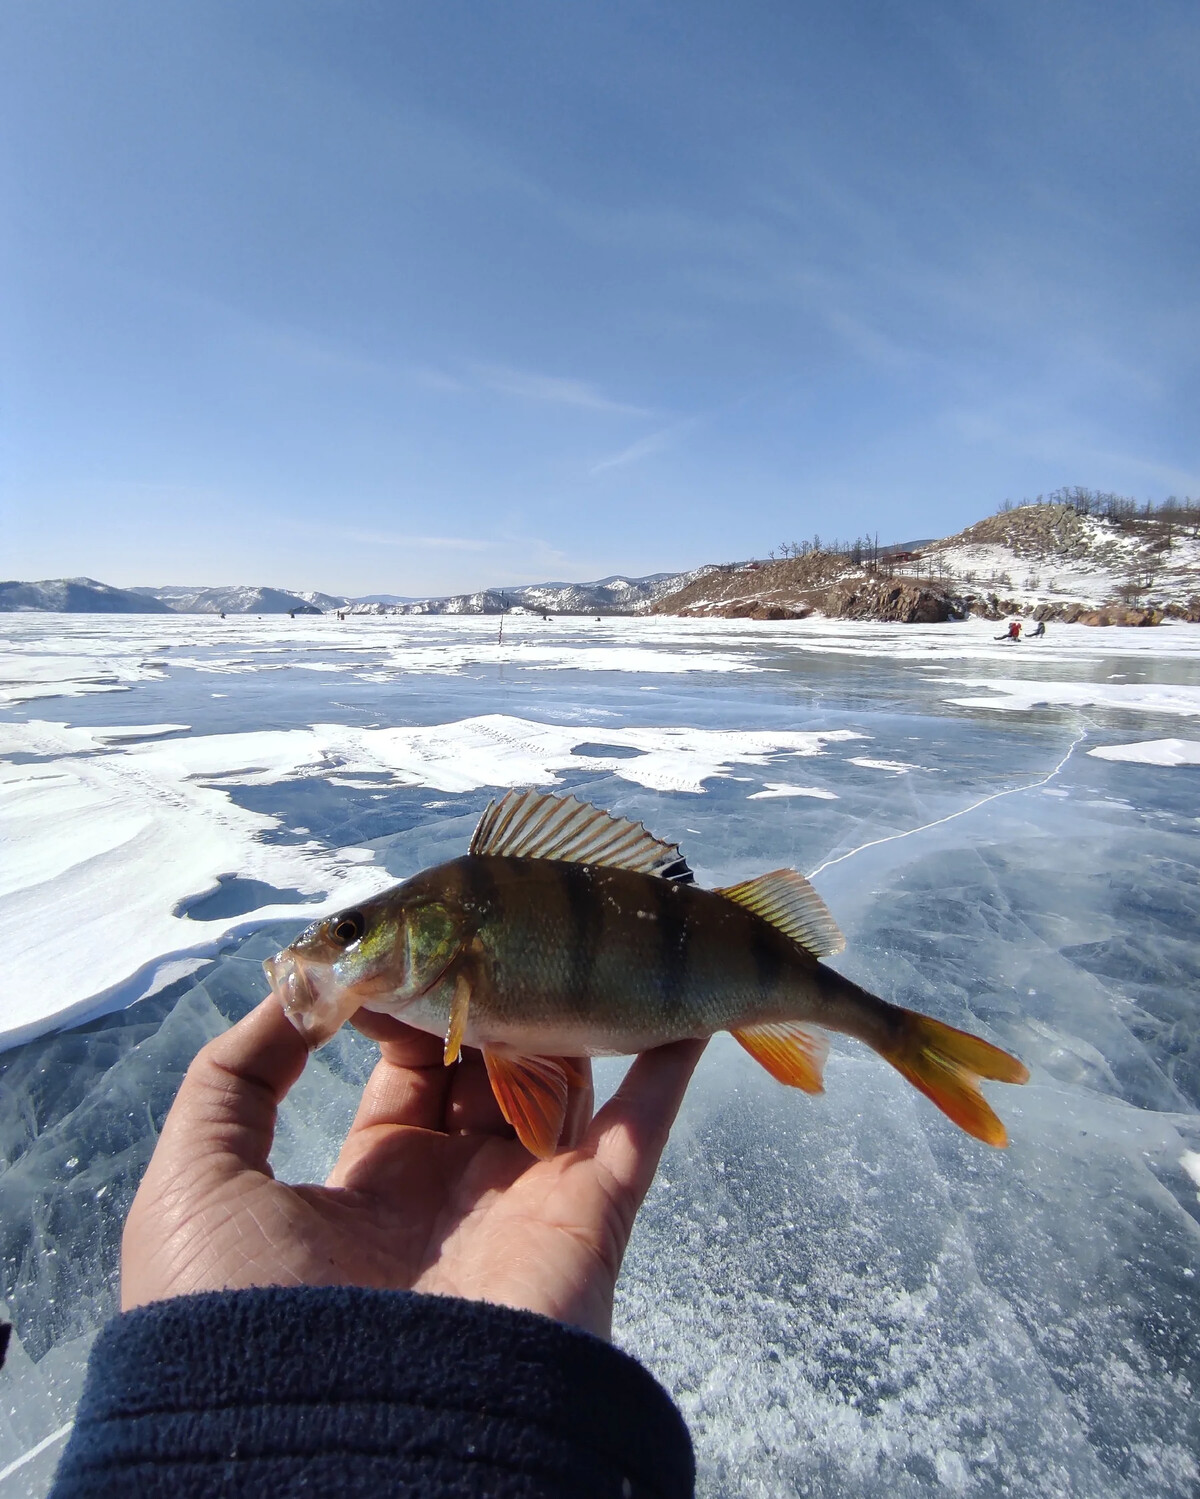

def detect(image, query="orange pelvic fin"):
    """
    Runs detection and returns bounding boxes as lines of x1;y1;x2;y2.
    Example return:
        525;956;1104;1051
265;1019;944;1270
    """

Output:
482;1048;572;1158
732;1021;830;1093
443;973;471;1066
881;1010;1030;1147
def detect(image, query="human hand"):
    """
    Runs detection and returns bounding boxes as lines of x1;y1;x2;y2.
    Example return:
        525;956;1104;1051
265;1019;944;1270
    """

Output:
121;996;705;1339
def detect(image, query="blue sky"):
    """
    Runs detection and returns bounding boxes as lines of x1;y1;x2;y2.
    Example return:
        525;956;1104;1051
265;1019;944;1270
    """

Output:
3;1;1198;595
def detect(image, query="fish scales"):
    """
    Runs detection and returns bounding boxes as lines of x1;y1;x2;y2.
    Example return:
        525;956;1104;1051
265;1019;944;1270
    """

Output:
451;856;834;1044
264;788;1030;1157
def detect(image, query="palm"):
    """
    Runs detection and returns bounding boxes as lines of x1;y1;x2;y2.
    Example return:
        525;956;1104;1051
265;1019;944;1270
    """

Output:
122;999;703;1339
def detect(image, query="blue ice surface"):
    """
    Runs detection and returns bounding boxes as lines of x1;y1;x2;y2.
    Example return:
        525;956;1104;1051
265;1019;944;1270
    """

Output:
1;616;1199;1497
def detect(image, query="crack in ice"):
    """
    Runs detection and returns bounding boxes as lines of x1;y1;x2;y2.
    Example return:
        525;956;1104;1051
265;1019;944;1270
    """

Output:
806;724;1090;881
0;1421;74;1483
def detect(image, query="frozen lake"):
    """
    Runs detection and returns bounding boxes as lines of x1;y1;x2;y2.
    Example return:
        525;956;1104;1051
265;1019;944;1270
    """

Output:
2;611;1199;1496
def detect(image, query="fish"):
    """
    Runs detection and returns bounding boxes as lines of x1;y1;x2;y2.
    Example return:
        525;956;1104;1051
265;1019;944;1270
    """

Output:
264;788;1029;1158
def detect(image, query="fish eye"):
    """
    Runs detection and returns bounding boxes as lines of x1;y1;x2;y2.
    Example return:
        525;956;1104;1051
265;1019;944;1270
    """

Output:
330;911;365;947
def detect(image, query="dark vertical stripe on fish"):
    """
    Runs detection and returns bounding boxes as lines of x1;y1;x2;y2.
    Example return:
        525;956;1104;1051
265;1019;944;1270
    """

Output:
656;878;689;1018
564;864;604;1016
750;914;784;1001
462;856;500;926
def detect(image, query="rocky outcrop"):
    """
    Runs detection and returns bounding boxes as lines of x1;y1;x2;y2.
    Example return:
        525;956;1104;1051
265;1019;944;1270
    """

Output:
677;599;811;620
824;579;964;624
1030;601;1162;626
658;560;978;625
652;554;854;618
944;505;1089;560
958;596;1170;626
1076;606;1163;626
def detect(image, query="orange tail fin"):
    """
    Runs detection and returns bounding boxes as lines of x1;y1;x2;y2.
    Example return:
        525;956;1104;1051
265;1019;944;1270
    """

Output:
881;1011;1029;1147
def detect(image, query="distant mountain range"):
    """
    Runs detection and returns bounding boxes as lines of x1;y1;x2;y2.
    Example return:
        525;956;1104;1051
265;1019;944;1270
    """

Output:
359;571;707;617
8;508;1195;623
0;571;703;616
126;584;331;615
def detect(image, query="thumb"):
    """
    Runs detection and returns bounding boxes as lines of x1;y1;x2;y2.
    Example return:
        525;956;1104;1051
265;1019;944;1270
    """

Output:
154;994;310;1181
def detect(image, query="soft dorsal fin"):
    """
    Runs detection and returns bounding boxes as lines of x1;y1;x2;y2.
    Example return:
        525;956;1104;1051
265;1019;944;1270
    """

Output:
470;789;694;882
716;868;845;957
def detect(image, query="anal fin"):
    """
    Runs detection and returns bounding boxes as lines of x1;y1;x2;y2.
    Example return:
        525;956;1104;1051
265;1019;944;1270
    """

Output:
733;1021;830;1093
482;1049;572;1158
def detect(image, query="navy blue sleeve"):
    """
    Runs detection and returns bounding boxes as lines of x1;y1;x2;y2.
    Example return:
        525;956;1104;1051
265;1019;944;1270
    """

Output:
49;1286;694;1498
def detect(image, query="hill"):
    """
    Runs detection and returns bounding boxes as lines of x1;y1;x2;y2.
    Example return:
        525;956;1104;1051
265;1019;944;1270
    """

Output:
652;501;1200;625
130;584;323;614
650;550;963;623
922;504;1200;619
0;578;174;613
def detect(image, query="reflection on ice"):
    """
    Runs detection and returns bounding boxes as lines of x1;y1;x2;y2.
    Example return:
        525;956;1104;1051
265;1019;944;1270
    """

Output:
2;614;1199;1496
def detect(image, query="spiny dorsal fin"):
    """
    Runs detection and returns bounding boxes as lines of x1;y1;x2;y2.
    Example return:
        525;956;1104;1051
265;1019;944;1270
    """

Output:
470;789;694;882
716;869;845;957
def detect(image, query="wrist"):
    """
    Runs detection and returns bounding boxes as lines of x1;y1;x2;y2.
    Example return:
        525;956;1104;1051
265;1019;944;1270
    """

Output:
53;1286;694;1498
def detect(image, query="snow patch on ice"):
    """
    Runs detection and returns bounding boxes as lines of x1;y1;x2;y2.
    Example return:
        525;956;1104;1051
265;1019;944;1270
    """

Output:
747;783;839;800
1088;739;1200;767
847;756;921;773
102;714;863;798
945;680;1200;716
87;723;191;744
0;720;389;1048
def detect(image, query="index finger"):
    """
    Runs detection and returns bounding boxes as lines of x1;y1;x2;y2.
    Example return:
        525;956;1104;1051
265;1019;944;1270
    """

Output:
586;1039;706;1208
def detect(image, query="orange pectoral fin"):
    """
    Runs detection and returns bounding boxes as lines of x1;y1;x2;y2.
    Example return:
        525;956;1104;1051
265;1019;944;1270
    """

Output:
482;1049;572;1159
732;1021;830;1093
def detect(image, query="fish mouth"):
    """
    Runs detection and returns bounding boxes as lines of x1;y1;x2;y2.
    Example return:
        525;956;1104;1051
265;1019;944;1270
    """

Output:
263;950;340;1048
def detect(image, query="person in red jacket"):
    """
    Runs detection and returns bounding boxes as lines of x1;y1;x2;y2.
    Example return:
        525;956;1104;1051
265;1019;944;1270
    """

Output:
50;998;704;1498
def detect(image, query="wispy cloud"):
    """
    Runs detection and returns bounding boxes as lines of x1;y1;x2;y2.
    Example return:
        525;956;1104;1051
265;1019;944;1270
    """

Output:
948;404;1200;494
471;363;653;417
589;418;694;474
408;365;468;393
379;534;491;551
294;520;490;551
